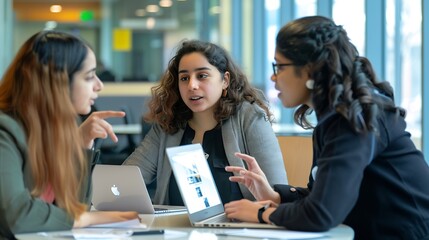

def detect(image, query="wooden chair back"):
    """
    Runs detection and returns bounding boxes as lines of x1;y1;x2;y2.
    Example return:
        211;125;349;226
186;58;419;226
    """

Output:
277;135;313;187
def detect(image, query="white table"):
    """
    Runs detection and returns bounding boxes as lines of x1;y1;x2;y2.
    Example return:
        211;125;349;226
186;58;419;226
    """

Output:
16;212;354;239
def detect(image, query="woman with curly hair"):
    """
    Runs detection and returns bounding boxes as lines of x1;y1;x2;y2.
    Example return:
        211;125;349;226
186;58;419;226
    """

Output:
0;30;138;237
224;16;429;239
124;40;287;205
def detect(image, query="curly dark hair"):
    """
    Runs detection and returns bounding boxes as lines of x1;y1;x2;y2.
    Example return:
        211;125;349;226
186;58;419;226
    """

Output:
145;39;272;134
276;15;405;133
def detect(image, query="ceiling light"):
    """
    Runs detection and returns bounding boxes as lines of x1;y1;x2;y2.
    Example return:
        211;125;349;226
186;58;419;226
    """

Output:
146;5;159;13
159;0;173;7
50;5;62;13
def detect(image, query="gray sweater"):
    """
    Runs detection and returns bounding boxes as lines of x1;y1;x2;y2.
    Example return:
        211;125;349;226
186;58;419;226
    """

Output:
123;101;288;204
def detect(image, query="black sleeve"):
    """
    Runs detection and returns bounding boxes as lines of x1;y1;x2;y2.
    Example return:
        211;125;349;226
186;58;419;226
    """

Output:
274;184;310;203
269;116;376;232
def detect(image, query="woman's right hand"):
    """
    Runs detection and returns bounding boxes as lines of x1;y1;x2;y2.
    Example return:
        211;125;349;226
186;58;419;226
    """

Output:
73;211;139;228
79;111;126;149
226;152;280;203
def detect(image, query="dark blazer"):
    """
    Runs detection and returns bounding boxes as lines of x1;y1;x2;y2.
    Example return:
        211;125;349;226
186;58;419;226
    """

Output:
269;110;429;240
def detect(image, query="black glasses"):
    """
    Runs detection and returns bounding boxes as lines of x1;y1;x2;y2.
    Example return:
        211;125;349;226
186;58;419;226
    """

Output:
272;62;296;76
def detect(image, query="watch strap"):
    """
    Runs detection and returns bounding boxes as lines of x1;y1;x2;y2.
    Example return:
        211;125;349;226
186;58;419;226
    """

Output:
257;204;269;223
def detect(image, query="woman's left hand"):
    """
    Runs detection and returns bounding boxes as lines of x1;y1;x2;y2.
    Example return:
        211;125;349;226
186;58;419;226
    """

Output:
79;111;126;149
224;199;277;224
226;153;280;202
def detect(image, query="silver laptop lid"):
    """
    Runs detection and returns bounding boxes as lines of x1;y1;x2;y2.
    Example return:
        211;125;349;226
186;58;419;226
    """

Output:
166;144;225;223
91;164;155;214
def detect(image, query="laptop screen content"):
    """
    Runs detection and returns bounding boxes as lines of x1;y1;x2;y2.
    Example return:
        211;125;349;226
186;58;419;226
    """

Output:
168;145;222;214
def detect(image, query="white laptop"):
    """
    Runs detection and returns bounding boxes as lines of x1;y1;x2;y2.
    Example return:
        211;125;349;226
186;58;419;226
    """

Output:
91;164;186;214
166;143;283;229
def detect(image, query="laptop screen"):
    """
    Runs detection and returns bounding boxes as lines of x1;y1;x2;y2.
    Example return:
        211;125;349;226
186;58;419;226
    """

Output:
167;144;222;214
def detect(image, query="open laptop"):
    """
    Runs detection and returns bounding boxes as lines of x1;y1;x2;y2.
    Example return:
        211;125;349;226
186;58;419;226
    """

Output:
166;144;283;229
91;164;186;214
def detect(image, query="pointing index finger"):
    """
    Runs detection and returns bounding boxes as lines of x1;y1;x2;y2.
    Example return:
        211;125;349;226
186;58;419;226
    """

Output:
93;111;126;120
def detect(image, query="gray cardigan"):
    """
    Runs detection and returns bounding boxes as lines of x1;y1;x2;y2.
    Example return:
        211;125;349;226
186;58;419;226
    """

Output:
123;101;288;204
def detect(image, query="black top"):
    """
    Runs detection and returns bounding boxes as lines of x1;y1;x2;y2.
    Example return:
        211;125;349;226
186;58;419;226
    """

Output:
169;124;243;205
269;110;429;240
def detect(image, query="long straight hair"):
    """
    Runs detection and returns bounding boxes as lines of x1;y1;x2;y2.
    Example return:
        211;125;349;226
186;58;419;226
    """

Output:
0;31;88;218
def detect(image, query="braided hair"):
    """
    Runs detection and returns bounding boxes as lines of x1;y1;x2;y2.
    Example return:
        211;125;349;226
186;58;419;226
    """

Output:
276;16;405;133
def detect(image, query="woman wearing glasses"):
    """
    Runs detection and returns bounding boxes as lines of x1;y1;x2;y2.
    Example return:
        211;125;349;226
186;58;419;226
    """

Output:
224;16;429;239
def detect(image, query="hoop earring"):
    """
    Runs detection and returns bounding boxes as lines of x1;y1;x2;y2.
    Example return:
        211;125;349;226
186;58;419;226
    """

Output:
306;79;315;90
222;89;228;97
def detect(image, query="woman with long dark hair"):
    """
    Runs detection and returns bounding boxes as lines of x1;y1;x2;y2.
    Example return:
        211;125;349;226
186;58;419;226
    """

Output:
224;16;429;240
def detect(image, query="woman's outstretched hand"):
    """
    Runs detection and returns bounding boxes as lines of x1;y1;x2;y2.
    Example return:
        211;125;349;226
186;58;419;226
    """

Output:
226;152;280;203
79;111;126;149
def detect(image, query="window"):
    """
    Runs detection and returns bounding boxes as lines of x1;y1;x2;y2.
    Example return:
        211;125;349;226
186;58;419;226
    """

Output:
386;0;422;149
295;0;317;18
333;0;365;55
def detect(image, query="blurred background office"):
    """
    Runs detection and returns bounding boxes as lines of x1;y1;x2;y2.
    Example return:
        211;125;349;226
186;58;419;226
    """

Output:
0;0;427;162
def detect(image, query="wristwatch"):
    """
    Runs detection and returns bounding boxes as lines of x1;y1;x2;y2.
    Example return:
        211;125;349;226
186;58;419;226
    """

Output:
257;204;270;223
